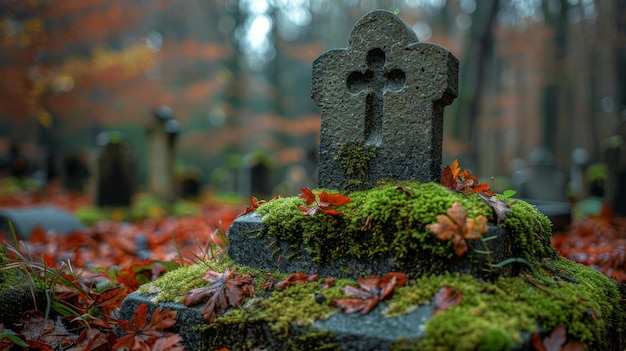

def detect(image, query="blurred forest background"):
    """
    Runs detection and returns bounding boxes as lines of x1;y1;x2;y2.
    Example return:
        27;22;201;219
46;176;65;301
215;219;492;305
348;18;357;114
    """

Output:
1;0;624;198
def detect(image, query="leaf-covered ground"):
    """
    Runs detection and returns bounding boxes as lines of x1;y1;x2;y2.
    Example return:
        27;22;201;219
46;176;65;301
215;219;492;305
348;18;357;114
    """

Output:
0;180;624;350
0;181;242;351
551;205;626;282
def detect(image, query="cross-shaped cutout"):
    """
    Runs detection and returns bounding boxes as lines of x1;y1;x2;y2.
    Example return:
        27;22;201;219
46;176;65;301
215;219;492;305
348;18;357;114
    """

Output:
346;48;406;146
312;10;458;190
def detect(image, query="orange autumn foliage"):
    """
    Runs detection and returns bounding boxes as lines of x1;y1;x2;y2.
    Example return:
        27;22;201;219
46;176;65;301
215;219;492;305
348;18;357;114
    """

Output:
427;202;488;256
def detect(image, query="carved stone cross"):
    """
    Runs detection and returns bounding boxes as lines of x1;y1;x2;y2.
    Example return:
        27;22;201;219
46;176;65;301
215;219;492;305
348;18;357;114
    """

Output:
312;10;459;190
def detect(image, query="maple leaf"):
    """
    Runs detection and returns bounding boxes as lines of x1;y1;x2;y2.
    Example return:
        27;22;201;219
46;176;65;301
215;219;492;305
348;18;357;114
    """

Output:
183;267;255;323
427;202;488;256
433;286;463;315
65;329;116;351
441;160;512;222
275;272;319;290
441;159;461;189
240;195;282;216
297;187;352;216
150;334;185;351
331;272;407;314
441;159;494;196
114;303;179;351
531;326;586;351
478;192;511;224
19;310;75;350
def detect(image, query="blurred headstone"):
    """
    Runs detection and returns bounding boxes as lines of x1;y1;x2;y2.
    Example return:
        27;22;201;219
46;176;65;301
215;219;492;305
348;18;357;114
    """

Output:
569;147;589;200
179;166;202;199
312;10;458;190
61;150;90;193
94;132;135;207
602;120;626;216
512;146;568;202
5;141;30;179
147;105;179;202
0;206;85;239
511;146;570;231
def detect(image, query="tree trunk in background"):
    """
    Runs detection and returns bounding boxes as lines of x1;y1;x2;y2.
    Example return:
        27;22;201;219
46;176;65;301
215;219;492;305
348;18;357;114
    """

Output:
457;0;499;165
616;0;626;120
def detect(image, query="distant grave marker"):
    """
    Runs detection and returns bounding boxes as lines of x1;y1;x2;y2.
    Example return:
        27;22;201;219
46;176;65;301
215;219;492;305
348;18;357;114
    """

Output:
61;150;89;193
147;105;179;202
312;10;458;190
94;132;135;207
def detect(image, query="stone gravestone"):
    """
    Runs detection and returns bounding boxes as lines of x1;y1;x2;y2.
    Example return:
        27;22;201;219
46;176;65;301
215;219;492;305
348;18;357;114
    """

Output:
119;11;625;351
94;132;135;207
511;146;571;231
0;206;85;240
147;105;180;202
312;10;458;190
602;120;626;216
61;150;90;193
225;11;473;279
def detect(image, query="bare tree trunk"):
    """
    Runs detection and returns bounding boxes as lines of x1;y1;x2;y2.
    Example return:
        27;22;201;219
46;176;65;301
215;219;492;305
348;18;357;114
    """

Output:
459;0;500;160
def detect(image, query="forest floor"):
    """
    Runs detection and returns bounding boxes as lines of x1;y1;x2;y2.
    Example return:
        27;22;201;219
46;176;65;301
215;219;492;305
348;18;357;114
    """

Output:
0;179;624;351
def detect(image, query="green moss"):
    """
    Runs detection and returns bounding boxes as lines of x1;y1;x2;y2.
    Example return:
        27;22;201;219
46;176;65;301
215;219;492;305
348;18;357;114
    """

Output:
138;254;624;350
334;140;376;191
501;200;556;261
137;255;260;303
254;181;552;275
384;257;624;350
137;261;213;303
136;179;626;350
214;278;350;333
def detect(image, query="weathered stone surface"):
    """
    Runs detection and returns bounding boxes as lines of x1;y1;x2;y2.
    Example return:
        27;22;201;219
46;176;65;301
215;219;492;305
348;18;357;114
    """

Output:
227;212;516;280
312;10;458;190
119;290;539;351
0;206;85;239
120;291;439;351
0;267;47;329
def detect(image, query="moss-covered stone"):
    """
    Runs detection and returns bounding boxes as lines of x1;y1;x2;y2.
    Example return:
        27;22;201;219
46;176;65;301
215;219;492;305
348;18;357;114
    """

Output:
334;140;377;191
131;255;626;351
127;180;625;350
246;181;555;279
0;266;47;329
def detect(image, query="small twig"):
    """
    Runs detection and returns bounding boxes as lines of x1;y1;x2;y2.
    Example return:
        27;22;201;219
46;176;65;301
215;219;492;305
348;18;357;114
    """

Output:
524;275;553;295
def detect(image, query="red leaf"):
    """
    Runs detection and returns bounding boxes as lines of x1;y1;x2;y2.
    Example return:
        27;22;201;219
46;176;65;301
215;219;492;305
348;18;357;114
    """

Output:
561;342;586;351
240;196;263;216
183;268;255;323
441;159;460;189
298;188;351;217
531;326;586;351
427;203;488;256
114;304;179;351
318;191;352;207
433;286;463;315
299;187;317;205
276;272;318;290
331;272;407;314
150;334;185;351
318;208;344;216
441;159;495;196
